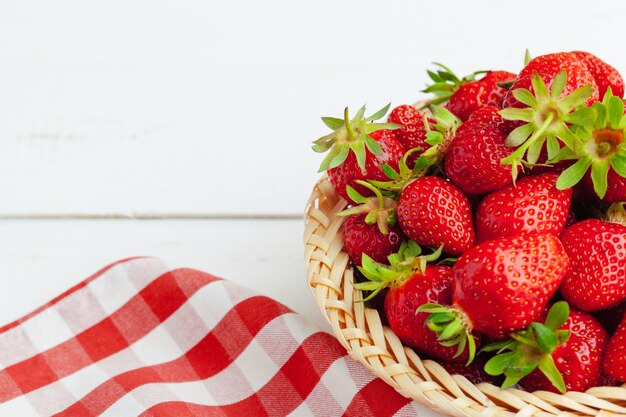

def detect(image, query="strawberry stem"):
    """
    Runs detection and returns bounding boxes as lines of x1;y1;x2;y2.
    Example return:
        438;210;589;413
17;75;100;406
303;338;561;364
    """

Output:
417;303;477;363
482;302;571;393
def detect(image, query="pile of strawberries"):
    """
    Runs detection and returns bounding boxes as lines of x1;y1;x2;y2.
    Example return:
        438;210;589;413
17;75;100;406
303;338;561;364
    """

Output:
312;51;626;393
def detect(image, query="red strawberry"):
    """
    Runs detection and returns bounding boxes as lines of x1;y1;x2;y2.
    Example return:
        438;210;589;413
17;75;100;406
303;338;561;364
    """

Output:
475;172;572;243
387;105;434;166
503;52;599;108
483;303;607;393
445;109;514;195
458;105;510;133
419;233;569;363
385;265;474;362
571;51;625;98
560;218;626;311
554;89;626;201
520;309;608;393
342;213;404;266
604;311;626;381
583;167;626;203
423;64;515;121
396;176;475;255
452;233;568;339
499;53;599;176
328;129;405;202
446;71;516;121
354;241;478;362
312;104;405;203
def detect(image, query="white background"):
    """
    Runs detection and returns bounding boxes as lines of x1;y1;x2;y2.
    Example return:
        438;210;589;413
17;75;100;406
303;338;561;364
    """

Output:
1;0;625;330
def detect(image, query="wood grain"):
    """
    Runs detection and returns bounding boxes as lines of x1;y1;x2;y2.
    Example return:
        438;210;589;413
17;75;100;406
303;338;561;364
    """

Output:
0;219;328;329
0;0;623;216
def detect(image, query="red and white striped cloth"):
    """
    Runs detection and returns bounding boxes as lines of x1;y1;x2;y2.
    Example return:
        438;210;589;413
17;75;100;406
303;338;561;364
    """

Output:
0;257;438;416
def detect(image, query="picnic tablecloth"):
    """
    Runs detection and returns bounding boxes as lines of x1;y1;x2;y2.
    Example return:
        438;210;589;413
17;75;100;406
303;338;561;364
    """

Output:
0;257;438;416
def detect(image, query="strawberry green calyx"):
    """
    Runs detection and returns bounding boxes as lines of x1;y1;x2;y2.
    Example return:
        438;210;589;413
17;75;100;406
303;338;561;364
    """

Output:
370;105;460;193
312;104;400;173
422;63;488;105
482;302;571;393
338;180;398;234
354;241;444;301
416;303;478;363
554;89;626;198
500;71;595;180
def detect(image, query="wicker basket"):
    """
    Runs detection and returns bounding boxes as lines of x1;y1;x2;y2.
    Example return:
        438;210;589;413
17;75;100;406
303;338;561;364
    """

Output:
304;176;626;417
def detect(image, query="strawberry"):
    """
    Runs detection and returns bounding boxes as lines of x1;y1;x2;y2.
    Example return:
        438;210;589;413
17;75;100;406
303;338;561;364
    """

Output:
475;172;572;243
554;89;626;201
582;167;626;203
419;233;569;364
446;71;515;120
312;104;405;203
484;303;608;393
499;54;598;178
571;51;625;99
354;241;478;362
339;180;404;266
559;216;626;312
396;176;475;255
446;71;516;121
423;64;515;121
503;52;599;109
519;309;608;393
444;107;514;195
604;312;626;382
327;129;405;203
387;105;434;167
458;105;510;133
343;213;404;266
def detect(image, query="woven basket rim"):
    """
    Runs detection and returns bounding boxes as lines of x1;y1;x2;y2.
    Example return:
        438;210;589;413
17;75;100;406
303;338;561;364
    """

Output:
304;176;626;417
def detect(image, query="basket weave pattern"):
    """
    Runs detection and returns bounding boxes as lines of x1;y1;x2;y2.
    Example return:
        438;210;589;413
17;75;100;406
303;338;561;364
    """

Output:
304;177;626;417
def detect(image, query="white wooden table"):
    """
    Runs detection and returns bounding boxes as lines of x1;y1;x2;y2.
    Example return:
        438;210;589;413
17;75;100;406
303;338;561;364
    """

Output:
1;0;625;374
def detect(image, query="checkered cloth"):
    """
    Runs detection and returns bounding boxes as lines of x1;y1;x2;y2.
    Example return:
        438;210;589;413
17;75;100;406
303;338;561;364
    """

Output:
0;257;438;416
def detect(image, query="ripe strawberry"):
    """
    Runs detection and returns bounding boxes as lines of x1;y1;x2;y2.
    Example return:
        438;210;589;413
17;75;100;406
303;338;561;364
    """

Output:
312;104;405;203
387;105;434;166
560;218;626;311
499;54;598;177
396;176;475;255
419;233;569;361
503;52;599;109
571;51;625;98
445;71;516;121
604;312;626;381
554;89;626;201
445;108;514;195
327;129;405;203
458;105;510;133
475;172;572;243
582;167;626;203
484;303;608;393
342;213;404;266
519;309;608;393
354;241;478;362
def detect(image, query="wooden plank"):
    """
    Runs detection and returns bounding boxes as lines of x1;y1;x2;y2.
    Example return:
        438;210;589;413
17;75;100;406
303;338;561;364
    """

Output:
0;219;330;329
0;0;622;216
